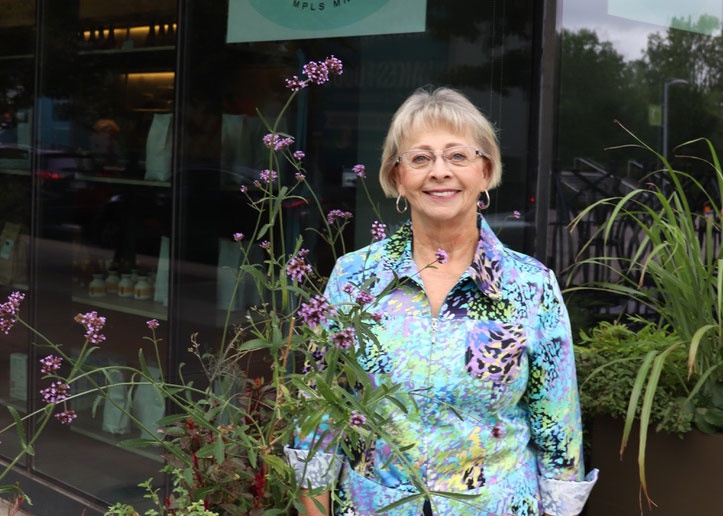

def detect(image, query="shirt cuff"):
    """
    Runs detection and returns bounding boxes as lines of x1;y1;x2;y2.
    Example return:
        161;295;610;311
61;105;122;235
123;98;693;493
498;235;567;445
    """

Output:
284;445;343;490
539;469;599;516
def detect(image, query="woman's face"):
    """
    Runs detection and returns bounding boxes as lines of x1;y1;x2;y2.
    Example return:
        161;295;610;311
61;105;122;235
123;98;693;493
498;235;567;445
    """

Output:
394;126;491;228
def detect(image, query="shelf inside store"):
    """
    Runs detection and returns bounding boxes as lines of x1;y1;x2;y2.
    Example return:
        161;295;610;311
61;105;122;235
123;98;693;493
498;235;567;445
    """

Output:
77;45;175;56
72;291;168;320
0;168;31;177
0;53;34;61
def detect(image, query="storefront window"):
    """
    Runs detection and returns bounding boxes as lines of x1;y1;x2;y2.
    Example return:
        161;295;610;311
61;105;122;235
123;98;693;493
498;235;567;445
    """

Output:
29;0;176;509
0;0;36;467
552;1;723;287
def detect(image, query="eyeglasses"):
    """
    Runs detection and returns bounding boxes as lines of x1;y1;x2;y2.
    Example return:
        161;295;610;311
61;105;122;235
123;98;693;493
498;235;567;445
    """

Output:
396;146;486;171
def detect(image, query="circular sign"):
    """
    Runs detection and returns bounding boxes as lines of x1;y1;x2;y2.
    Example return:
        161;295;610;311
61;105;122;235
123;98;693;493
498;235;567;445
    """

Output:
249;0;390;30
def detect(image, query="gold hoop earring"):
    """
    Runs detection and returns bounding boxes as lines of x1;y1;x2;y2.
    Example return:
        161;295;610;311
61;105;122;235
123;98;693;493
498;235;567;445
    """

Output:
396;194;408;214
477;190;491;210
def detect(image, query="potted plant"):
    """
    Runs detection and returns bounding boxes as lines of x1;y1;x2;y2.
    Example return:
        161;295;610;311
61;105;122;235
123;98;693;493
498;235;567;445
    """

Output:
566;123;723;514
0;57;467;515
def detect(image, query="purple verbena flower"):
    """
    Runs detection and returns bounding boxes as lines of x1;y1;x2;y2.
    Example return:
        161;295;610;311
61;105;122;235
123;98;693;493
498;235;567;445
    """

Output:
286;248;313;282
147;319;159;330
259;169;278;184
355;291;374;306
74;311;106;344
298;295;335;328
285;75;305;91
293;150;305;160
371;220;387;241
435;248;449;264
233;232;244;242
259;240;271;250
342;283;355;295
295;171;306;181
0;291;25;334
492;422;504;438
40;381;71;404
512;210;521;220
262;133;294;151
352;164;366;179
240;185;248;193
325;56;343;75
327;209;353;225
371;312;384;324
302;60;330;85
40;355;63;375
349;410;366;427
331;327;355;350
54;409;77;425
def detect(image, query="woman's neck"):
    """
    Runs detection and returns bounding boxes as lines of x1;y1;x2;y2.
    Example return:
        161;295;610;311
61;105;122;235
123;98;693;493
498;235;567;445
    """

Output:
410;220;479;268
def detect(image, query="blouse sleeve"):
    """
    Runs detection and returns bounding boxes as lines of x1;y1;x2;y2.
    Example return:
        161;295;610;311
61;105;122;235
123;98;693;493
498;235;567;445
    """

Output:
525;269;598;515
284;260;348;490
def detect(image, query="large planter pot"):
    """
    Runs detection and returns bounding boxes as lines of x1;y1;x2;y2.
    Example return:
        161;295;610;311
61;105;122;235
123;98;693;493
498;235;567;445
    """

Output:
585;417;723;516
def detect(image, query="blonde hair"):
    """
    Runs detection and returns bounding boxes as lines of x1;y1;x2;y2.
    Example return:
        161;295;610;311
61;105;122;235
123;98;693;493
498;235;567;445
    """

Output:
378;87;502;198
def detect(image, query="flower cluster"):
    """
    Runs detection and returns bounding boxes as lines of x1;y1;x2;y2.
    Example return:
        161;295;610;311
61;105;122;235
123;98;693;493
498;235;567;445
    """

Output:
353;164;366;179
349;410;366;427
327;209;353;225
74;311;106;344
331;327;355;350
285;55;343;91
258;169;278;184
40;381;70;404
263;133;295;151
297;294;336;328
39;355;63;375
0;291;24;334
435;248;449;264
286;248;313;282
371;220;387;241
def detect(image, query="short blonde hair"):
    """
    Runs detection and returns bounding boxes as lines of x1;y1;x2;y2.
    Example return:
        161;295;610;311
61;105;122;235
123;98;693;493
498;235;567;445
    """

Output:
379;87;502;198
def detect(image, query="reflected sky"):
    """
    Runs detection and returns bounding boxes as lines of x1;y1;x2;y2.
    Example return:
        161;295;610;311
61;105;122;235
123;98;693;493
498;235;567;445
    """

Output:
562;0;722;60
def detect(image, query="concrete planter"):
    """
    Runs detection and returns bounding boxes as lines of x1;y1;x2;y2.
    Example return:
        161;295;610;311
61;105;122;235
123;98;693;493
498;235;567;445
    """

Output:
585;417;723;516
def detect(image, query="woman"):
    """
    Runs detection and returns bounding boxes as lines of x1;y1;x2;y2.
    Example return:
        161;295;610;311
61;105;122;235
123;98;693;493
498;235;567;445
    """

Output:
286;87;597;515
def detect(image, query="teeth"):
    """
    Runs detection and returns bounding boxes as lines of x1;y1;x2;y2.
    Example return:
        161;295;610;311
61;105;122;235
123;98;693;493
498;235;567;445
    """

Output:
429;191;455;197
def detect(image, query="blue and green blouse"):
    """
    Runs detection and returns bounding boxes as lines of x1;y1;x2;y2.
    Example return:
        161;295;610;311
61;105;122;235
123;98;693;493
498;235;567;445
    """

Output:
286;216;597;515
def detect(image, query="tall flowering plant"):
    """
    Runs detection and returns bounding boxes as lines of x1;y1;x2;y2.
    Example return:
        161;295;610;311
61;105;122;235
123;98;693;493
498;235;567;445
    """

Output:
0;57;452;515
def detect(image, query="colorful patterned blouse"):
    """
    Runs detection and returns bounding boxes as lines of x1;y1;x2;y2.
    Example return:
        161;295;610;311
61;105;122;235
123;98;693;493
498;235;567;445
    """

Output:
286;216;597;515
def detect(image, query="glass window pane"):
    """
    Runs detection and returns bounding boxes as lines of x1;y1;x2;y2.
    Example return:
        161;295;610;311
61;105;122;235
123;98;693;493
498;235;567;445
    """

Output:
552;1;723;295
0;0;35;466
31;0;176;508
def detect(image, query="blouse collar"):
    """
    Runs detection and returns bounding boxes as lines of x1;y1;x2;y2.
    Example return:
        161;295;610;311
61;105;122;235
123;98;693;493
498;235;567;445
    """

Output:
377;215;504;300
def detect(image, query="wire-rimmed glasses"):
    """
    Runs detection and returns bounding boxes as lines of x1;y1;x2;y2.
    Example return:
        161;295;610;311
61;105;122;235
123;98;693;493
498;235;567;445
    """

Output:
396;146;486;171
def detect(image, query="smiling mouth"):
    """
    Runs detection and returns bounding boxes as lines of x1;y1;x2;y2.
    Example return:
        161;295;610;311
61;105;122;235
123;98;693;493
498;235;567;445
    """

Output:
426;190;458;198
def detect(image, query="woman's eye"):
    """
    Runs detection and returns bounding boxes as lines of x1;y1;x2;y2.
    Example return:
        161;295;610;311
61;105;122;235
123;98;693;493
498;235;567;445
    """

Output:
411;153;432;164
448;152;467;162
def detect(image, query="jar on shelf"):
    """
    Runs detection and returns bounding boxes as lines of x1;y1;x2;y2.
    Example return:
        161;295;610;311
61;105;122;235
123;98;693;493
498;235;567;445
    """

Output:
118;274;134;297
88;274;107;297
105;269;120;295
134;276;152;300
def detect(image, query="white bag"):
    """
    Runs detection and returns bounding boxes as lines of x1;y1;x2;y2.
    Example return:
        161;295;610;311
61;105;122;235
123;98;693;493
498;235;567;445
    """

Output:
144;113;173;181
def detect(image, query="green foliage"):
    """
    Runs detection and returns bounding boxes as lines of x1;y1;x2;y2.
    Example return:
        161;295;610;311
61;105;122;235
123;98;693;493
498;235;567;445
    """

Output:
568;123;723;502
575;318;693;434
105;468;220;516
